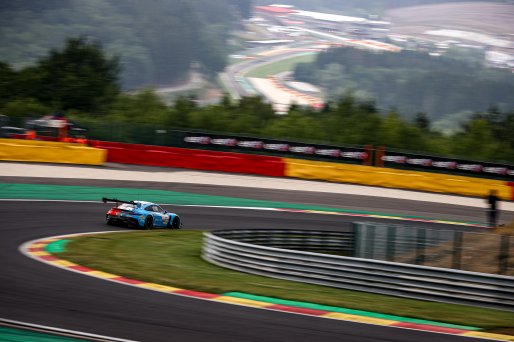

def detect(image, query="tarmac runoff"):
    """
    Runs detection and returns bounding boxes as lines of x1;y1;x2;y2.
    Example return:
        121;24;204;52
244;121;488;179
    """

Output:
0;182;493;227
19;233;514;342
1;162;513;212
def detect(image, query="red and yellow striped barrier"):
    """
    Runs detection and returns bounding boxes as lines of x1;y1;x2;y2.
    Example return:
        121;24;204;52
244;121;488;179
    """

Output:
3;137;512;200
0;138;106;165
284;158;513;201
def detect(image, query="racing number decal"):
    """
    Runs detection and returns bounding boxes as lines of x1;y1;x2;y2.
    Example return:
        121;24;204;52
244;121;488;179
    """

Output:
163;215;170;225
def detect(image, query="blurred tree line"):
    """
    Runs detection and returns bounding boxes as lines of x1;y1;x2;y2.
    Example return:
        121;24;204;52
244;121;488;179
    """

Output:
293;47;514;121
0;0;251;90
1;37;513;164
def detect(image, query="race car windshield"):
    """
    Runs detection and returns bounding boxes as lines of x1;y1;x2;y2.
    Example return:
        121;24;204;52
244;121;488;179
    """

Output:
117;203;135;210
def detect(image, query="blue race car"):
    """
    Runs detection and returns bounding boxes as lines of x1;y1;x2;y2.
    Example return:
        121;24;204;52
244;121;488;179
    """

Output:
103;197;181;229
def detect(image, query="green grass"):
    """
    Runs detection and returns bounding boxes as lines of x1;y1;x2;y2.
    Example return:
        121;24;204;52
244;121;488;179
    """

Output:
244;53;316;78
60;230;514;332
0;327;87;342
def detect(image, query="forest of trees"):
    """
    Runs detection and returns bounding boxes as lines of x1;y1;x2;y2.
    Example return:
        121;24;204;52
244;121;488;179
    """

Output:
0;38;120;114
0;0;251;89
293;47;514;121
1;38;513;164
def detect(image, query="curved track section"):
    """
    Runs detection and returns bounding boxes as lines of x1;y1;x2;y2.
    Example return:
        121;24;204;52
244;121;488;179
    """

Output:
1;191;494;341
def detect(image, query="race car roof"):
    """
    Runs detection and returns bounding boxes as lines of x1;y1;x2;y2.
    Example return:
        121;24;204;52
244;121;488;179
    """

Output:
134;201;154;207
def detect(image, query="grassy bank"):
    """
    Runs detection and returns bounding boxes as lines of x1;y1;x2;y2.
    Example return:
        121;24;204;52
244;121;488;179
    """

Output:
245;53;316;78
59;230;514;332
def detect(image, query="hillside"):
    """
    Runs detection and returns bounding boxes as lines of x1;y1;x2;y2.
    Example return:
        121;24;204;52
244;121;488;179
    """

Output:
0;0;251;89
293;47;514;120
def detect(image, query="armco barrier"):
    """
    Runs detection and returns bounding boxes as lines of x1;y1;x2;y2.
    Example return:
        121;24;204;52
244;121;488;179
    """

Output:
213;229;354;254
203;229;514;311
0;138;106;165
284;158;512;201
90;141;285;177
379;148;514;181
182;131;371;165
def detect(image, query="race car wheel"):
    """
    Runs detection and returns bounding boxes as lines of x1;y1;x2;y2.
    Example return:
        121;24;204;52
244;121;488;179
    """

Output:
169;217;181;229
144;216;153;230
107;219;115;226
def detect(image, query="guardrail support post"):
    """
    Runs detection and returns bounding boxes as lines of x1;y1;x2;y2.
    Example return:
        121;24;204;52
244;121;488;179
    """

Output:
365;224;375;259
499;235;510;275
415;228;426;265
386;226;396;262
351;223;359;257
452;231;463;270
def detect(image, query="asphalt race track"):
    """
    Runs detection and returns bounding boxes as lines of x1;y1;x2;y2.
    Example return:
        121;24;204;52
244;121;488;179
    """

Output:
0;181;495;342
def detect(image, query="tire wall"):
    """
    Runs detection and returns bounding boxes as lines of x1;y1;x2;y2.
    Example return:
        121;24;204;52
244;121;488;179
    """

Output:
0;138;106;165
284;158;513;200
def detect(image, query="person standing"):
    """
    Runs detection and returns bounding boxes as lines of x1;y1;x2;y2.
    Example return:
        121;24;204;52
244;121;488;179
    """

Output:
487;190;499;228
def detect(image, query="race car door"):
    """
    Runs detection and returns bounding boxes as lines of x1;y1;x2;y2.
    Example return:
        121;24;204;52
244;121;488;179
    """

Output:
151;205;167;227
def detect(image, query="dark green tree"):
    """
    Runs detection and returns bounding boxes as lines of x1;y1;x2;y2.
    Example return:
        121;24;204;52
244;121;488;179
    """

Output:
451;118;500;161
166;95;198;127
0;62;16;105
36;37;120;112
414;112;430;131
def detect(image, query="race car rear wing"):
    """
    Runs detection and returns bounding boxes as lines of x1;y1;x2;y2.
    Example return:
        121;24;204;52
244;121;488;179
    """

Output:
102;197;136;205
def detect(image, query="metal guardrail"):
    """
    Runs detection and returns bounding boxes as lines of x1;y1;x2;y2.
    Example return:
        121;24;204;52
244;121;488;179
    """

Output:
213;229;354;254
202;229;514;311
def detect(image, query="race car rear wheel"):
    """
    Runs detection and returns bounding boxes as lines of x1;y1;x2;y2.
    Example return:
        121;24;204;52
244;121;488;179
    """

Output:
169;217;181;229
144;216;153;230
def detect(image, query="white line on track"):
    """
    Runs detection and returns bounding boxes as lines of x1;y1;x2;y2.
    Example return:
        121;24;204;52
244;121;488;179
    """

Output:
0;317;139;342
0;198;486;226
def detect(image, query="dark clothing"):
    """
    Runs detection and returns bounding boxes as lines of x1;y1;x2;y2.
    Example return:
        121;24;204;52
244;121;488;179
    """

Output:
488;194;498;211
487;193;499;227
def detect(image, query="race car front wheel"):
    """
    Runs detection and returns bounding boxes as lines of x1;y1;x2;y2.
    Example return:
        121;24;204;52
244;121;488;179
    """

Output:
144;216;153;230
169;217;181;229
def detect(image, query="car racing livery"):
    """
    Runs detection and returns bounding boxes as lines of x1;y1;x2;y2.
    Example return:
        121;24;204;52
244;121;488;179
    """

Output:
103;197;181;229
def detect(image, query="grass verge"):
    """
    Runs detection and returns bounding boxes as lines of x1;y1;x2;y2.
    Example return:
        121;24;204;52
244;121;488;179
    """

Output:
245;53;316;78
59;230;514;332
